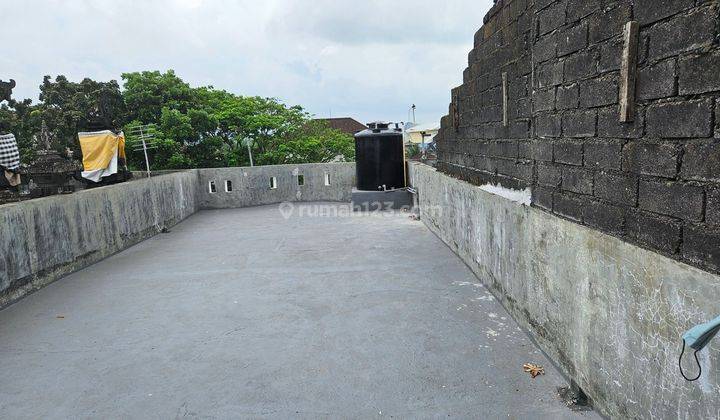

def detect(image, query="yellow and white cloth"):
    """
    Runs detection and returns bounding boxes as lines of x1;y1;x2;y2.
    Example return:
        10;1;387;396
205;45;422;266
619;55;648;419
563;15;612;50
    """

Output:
78;130;126;182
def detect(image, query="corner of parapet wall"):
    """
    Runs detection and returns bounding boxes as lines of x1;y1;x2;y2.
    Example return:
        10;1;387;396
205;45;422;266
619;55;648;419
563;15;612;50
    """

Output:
408;160;720;419
0;163;355;309
0;171;201;309
435;0;720;275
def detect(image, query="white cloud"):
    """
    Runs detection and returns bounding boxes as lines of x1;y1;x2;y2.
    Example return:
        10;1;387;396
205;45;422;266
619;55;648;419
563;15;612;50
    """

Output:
0;0;494;124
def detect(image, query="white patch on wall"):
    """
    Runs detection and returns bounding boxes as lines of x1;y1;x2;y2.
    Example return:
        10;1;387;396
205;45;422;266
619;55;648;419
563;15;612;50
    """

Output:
478;183;531;206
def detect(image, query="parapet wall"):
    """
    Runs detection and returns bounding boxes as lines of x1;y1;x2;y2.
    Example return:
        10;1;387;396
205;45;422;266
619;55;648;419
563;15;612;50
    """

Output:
437;0;720;273
0;171;201;308
196;163;355;209
409;161;720;419
0;163;356;308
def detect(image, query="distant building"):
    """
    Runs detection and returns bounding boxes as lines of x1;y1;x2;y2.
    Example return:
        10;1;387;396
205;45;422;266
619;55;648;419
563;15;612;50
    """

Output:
404;122;440;148
315;118;367;136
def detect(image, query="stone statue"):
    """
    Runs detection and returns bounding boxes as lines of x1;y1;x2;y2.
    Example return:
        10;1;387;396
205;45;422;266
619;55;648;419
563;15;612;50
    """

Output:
0;79;15;103
38;120;53;151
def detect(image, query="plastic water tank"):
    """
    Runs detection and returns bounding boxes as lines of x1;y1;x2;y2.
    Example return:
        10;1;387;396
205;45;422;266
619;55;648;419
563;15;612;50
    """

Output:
354;122;406;191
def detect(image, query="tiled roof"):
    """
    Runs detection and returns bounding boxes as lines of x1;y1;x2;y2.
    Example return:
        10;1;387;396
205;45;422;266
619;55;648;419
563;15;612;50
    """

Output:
315;118;367;135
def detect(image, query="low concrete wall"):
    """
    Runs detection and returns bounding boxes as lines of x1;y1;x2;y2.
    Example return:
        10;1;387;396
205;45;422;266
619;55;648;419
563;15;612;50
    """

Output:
196;163;355;209
0;163;355;308
0;171;200;308
408;162;720;419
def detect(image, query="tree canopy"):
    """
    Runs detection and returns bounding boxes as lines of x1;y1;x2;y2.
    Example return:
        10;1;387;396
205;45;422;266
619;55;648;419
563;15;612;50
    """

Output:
0;70;355;170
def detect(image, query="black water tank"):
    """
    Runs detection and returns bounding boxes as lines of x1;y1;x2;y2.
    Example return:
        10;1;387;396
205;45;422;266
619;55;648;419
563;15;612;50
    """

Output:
354;122;406;191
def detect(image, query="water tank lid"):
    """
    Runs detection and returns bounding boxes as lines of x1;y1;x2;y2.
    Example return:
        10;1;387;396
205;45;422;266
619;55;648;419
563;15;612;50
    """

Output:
356;121;403;138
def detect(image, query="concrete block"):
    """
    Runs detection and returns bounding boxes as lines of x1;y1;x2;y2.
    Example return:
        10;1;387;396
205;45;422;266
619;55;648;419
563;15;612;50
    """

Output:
564;50;599;82
553;192;585;221
588;4;631;44
535;113;561;137
583;199;624;235
537;164;562;187
594;171;637;206
533;32;557;64
538;1;566;35
645;8;716;61
626;210;682;253
622;141;679;178
683;225;720;271
598;37;623;73
557;22;588;57
531;186;554;210
681;140;720;182
597;106;644;138
533;88;556;112
708;188;720;227
638;180;704;221
554;141;583;165
637;58;677;100
584;141;622;170
634;0;693;25
579;74;619;108
561;167;593;194
562;109;597;138
556;83;579;110
646;99;713;138
678;51;720;95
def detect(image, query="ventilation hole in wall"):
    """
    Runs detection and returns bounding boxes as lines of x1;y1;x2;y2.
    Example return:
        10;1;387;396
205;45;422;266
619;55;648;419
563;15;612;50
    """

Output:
324;173;331;186
297;174;305;186
269;176;277;189
209;181;217;193
225;180;233;192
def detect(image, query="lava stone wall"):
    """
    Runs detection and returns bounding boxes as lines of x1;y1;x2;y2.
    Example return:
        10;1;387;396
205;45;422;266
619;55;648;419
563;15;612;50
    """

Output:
436;0;720;273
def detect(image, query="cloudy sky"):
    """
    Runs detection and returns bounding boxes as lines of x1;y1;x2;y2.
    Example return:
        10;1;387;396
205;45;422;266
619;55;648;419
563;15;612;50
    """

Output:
1;0;493;125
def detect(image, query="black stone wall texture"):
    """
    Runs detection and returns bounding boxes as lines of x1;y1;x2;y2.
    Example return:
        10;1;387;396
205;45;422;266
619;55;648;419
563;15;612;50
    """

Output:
436;0;720;273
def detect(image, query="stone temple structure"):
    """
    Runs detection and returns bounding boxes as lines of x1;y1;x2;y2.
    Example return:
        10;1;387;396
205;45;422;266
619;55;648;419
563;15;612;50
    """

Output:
20;121;84;199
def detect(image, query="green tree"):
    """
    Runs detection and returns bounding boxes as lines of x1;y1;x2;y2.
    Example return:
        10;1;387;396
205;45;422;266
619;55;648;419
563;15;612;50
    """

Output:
122;70;196;124
0;70;356;171
0;99;41;163
263;120;354;164
35;75;126;156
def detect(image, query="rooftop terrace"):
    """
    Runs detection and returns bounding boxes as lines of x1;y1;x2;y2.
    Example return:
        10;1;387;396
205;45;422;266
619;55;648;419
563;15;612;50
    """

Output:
0;203;596;418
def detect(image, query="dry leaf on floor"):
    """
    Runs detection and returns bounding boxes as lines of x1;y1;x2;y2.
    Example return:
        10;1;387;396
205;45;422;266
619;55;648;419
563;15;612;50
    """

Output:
523;363;545;378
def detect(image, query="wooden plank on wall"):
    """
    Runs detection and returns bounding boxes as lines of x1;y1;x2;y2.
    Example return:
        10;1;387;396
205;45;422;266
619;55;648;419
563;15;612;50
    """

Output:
502;72;509;127
619;21;639;122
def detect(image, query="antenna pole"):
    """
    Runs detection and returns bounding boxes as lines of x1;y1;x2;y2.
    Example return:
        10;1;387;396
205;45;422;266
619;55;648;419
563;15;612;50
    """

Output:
140;125;151;177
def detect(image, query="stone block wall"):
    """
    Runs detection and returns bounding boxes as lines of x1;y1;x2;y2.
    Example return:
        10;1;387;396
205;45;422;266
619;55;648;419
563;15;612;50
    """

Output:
436;0;720;273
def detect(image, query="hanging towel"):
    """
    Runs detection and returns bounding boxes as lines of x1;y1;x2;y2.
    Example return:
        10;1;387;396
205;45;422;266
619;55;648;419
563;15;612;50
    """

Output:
683;315;720;351
78;130;124;182
0;133;20;172
4;170;20;186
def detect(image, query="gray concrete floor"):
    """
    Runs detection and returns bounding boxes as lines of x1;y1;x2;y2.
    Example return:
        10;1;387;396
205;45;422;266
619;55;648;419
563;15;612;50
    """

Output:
0;203;600;419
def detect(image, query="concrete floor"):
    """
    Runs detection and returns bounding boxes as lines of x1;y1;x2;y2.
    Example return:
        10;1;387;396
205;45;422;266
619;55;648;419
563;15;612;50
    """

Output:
0;203;599;419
